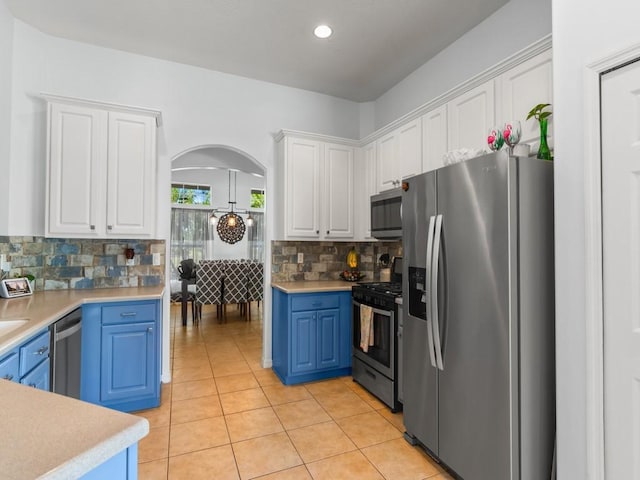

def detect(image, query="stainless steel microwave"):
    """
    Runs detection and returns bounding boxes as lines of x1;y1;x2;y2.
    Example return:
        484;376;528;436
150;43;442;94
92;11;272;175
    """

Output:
371;188;402;239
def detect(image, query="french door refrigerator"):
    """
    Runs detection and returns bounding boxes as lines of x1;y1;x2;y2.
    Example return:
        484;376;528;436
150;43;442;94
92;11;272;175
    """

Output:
402;151;555;480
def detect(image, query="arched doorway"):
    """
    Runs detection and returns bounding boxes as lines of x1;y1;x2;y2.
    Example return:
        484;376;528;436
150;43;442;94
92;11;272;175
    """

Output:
169;145;267;351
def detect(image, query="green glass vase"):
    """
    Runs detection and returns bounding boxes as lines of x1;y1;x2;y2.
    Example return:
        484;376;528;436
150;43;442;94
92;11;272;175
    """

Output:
537;118;552;160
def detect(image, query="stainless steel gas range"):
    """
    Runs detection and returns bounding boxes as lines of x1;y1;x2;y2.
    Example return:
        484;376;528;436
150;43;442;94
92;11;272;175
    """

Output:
351;257;402;412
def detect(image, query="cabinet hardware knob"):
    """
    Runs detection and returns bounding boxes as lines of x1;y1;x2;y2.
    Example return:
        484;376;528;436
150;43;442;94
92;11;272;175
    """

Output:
147;327;153;333
90;225;95;230
34;346;48;356
107;225;113;230
3;374;13;381
326;230;329;235
316;230;319;234
120;312;137;317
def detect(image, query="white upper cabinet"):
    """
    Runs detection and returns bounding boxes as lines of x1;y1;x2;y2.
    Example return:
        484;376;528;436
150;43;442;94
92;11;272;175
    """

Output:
106;112;156;236
497;49;553;151
447;79;495;152
45;96;159;238
284;137;321;238
376;118;422;192
276;133;355;240
354;141;377;241
397;119;422;180
47;103;107;236
324;143;354;238
422;104;448;172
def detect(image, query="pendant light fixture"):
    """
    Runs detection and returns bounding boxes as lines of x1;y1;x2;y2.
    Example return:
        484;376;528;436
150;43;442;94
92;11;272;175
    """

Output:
209;170;255;244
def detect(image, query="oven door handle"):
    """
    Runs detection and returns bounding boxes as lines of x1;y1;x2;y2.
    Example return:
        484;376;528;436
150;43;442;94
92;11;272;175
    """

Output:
425;215;437;368
352;300;393;319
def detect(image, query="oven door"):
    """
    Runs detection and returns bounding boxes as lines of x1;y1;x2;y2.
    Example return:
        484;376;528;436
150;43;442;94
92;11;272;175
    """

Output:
352;299;395;379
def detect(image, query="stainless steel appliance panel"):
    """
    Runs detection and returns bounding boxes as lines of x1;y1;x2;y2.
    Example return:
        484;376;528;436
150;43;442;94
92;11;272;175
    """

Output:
435;154;511;479
402;170;438;454
50;308;82;399
371;188;403;239
516;158;556;480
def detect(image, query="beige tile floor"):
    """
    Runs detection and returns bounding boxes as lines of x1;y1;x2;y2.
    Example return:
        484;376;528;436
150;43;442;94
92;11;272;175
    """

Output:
135;303;453;480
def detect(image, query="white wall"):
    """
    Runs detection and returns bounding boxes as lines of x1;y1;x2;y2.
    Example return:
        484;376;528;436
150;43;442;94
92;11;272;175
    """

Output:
553;1;640;478
5;20;361;236
0;1;13;232
371;0;552;132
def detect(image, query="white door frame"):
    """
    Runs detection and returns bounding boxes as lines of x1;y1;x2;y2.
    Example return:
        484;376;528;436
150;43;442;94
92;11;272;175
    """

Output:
584;42;640;480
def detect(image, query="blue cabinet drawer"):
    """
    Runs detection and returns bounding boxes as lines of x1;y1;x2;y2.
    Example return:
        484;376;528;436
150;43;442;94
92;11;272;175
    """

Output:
0;349;19;382
291;294;340;312
20;357;50;391
102;303;156;325
19;330;50;377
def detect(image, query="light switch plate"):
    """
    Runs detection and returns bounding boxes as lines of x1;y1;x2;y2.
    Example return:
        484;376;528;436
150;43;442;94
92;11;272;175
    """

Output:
297;253;304;264
152;253;161;266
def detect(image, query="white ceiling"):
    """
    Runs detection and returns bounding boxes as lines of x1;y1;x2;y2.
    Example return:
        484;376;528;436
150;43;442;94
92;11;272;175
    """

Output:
4;0;508;102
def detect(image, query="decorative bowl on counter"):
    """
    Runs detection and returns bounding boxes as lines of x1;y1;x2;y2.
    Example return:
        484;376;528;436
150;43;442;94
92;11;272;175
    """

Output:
340;271;365;282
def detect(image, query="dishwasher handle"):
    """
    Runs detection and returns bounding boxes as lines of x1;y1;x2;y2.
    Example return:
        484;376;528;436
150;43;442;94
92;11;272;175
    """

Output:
55;320;82;342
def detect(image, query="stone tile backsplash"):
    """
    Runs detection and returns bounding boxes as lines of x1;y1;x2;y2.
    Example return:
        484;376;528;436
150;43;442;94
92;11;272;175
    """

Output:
271;241;402;283
0;237;165;291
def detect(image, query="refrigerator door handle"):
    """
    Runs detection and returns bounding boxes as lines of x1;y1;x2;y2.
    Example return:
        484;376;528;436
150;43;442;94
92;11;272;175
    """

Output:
431;214;444;371
425;215;437;368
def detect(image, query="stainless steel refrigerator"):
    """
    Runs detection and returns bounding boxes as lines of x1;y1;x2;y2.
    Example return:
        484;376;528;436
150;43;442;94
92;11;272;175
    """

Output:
402;151;555;480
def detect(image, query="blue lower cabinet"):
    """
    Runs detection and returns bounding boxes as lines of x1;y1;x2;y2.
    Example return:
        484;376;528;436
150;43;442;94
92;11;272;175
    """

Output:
273;289;351;385
80;444;138;480
20;357;50;391
0;349;19;382
101;322;156;403
82;300;161;412
0;329;50;390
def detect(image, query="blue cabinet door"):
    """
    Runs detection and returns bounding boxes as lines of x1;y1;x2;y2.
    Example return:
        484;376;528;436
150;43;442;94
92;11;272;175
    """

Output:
291;311;316;374
317;308;340;370
0;349;19;382
101;322;155;403
20;357;50;391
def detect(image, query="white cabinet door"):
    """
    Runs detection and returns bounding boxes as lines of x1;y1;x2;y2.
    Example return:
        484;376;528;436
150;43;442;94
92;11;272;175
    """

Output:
397;118;422;179
422;104;448;172
447;79;495;152
499;49;553;151
376;132;398;192
106;112;156;236
47;103;107;236
286;137;321;238
324;143;354;238
46;98;158;238
355;141;376;240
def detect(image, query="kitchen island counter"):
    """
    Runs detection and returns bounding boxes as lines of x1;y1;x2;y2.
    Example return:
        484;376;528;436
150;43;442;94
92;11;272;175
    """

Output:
271;280;353;294
0;379;148;479
0;286;164;357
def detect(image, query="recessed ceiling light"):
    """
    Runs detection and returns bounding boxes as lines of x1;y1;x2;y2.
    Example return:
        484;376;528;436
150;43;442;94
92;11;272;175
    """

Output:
314;25;332;39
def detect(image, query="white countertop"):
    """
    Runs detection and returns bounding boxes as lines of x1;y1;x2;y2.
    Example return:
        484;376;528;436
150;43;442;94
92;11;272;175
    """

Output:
0;379;148;479
0;286;164;356
272;280;354;294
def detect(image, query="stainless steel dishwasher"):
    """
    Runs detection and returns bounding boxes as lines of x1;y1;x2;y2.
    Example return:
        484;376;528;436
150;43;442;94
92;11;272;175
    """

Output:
50;308;82;399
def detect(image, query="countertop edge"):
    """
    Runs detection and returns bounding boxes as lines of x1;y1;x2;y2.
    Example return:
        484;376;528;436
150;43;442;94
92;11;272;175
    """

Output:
0;286;165;357
43;417;150;480
271;281;354;294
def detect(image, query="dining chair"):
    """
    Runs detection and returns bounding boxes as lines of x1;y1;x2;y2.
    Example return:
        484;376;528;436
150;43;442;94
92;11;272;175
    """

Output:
222;260;248;320
245;261;264;321
195;260;224;321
